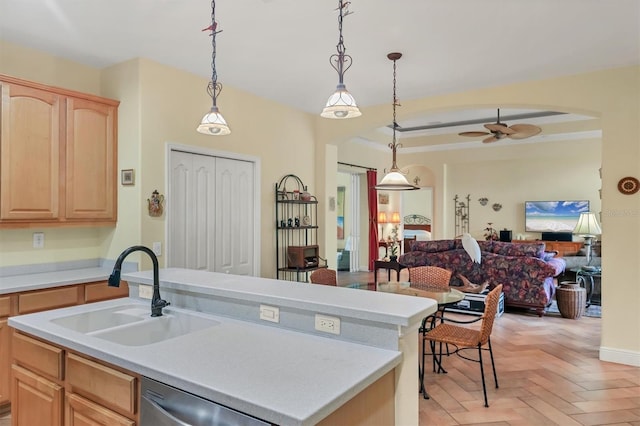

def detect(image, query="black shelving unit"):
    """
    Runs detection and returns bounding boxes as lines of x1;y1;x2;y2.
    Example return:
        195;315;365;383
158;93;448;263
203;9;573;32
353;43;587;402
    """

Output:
275;174;326;282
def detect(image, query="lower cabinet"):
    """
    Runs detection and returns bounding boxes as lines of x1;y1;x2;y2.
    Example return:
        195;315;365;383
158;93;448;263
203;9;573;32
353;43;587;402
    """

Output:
11;364;64;426
66;391;135;426
11;332;139;426
1;280;129;413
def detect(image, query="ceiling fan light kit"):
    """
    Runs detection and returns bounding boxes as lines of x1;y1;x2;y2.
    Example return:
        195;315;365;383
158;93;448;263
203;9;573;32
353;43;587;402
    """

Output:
458;108;541;143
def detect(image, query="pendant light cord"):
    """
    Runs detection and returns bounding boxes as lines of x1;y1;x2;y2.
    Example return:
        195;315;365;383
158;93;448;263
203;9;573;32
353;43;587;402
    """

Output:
389;55;401;171
207;0;223;107
331;0;352;84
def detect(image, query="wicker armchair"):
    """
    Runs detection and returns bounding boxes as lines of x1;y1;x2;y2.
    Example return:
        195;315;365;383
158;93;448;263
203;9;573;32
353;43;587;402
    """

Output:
408;266;452;290
421;284;503;407
309;268;337;286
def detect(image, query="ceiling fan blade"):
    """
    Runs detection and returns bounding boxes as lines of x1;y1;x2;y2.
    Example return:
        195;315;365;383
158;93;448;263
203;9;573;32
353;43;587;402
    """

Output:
482;135;499;143
458;131;490;137
508;124;542;139
485;123;515;134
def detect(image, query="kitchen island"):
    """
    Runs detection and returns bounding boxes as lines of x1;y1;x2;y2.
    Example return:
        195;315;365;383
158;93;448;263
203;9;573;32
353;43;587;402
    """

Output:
9;268;437;425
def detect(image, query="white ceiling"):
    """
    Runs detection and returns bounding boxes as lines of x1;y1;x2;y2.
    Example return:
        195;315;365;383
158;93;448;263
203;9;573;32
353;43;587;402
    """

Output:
1;0;638;149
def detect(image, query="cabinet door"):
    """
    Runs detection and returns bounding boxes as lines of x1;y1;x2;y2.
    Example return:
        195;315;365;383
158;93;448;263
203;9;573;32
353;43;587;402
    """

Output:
65;97;117;221
0;318;10;405
0;82;61;220
11;364;63;426
66;393;135;426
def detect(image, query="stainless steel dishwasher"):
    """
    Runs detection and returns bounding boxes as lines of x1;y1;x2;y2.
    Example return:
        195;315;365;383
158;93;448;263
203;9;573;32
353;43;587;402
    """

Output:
141;377;270;426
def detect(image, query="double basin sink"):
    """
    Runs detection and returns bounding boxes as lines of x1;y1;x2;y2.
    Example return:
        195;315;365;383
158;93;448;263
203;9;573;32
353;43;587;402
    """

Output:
50;303;220;346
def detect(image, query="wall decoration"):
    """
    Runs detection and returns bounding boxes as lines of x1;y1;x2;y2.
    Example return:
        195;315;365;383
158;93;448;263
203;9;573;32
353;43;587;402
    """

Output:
492;203;502;211
121;169;134;186
453;194;470;236
478;197;488;206
337;186;345;240
378;193;389;205
147;190;164;217
617;176;639;195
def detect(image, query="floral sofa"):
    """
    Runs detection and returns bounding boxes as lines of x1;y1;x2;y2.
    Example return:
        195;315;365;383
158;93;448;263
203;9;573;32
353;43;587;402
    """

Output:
399;239;566;316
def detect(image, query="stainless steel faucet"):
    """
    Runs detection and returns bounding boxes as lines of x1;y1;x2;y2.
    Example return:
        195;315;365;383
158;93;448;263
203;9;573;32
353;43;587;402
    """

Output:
108;245;170;317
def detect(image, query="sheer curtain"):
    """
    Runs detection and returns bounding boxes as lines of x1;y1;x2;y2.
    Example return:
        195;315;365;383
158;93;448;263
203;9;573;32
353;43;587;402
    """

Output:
367;170;378;271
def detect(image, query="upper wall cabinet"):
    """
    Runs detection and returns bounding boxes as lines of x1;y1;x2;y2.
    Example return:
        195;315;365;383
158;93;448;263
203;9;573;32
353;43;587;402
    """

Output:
0;75;119;227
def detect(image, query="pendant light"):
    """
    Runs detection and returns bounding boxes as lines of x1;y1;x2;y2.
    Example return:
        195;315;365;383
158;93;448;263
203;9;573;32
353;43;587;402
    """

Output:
197;0;230;135
375;53;419;191
321;0;361;119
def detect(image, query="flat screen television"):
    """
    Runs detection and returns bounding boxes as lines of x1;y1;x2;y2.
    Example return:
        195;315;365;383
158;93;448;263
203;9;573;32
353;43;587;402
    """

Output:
524;200;590;233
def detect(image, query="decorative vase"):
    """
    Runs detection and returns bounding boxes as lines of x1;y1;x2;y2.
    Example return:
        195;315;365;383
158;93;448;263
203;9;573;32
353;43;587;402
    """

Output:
556;281;586;319
389;255;398;262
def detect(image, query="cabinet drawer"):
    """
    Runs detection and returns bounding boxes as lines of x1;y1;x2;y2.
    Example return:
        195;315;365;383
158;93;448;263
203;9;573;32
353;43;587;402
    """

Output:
67;393;135;426
0;296;10;317
18;286;80;314
85;281;129;303
12;332;64;380
66;353;137;416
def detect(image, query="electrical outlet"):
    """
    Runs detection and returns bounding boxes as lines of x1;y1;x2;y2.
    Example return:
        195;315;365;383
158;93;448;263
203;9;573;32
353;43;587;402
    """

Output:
152;242;162;256
33;232;44;249
259;305;280;323
315;314;340;335
138;285;153;299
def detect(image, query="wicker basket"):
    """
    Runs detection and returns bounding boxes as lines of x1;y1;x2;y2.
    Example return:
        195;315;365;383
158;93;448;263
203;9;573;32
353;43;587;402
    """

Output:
556;281;586;319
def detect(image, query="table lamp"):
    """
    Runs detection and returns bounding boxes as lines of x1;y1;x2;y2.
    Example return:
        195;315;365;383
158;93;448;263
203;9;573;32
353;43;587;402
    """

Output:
378;212;388;241
573;212;601;266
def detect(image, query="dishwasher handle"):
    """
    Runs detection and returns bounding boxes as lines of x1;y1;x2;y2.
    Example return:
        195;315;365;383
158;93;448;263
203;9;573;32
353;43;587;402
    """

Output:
141;394;192;426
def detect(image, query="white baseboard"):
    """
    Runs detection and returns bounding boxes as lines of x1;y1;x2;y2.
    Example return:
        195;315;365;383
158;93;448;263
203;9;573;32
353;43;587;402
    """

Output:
600;346;640;367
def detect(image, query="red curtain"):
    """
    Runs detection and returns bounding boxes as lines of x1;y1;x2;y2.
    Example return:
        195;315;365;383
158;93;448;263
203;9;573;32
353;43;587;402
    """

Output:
367;170;378;271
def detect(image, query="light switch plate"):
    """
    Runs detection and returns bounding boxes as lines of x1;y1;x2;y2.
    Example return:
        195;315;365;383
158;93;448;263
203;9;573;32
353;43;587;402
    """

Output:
139;285;153;299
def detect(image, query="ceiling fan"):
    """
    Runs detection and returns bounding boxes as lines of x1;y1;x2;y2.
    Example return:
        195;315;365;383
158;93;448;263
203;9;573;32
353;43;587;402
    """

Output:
458;108;542;143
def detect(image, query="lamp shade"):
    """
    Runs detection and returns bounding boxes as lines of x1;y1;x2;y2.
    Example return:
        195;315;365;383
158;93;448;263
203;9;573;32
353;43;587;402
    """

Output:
374;171;419;191
573;212;602;237
390;212;401;224
321;85;362;119
378;212;388;223
197;106;231;135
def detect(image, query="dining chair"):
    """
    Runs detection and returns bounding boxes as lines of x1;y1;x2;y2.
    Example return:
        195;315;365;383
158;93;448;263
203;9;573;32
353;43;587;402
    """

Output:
309;268;337;286
408;266;452;290
420;284;503;407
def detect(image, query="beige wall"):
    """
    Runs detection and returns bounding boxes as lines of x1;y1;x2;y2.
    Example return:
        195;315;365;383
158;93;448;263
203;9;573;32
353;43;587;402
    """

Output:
322;66;640;365
1;39;638;366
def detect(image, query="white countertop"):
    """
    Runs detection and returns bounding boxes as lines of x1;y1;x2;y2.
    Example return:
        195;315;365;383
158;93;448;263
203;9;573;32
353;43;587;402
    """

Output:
10;298;403;426
0;267;112;294
9;269;436;425
123;268;433;327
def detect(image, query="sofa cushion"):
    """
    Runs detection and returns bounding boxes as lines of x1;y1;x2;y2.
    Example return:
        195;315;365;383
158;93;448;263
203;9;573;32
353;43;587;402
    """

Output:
490;241;545;258
411;240;456;253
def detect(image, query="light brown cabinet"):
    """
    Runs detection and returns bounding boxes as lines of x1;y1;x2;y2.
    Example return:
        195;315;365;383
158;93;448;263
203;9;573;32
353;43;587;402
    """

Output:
11;364;63;426
12;332;138;426
0;74;119;227
512;240;583;257
0;296;13;411
0;280;128;411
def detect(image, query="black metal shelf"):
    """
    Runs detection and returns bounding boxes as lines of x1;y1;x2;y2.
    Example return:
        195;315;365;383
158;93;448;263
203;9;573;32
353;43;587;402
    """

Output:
275;174;322;282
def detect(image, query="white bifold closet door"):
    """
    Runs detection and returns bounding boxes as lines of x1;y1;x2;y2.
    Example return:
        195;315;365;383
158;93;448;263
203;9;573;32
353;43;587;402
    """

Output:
168;150;254;275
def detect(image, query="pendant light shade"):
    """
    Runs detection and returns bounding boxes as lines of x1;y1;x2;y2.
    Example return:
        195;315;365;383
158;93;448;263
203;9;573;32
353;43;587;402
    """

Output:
321;84;361;119
321;0;361;119
197;0;230;135
197;105;230;135
375;52;419;191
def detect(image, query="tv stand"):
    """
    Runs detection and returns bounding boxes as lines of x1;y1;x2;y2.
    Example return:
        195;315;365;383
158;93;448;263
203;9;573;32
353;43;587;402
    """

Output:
512;240;583;257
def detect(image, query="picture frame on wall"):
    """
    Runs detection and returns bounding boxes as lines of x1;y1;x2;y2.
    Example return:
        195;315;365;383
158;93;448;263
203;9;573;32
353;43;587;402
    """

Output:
121;169;135;186
379;193;389;205
337;186;345;240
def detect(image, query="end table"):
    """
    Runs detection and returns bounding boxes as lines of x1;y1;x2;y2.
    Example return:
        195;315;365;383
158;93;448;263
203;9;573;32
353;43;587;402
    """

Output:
374;260;407;284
